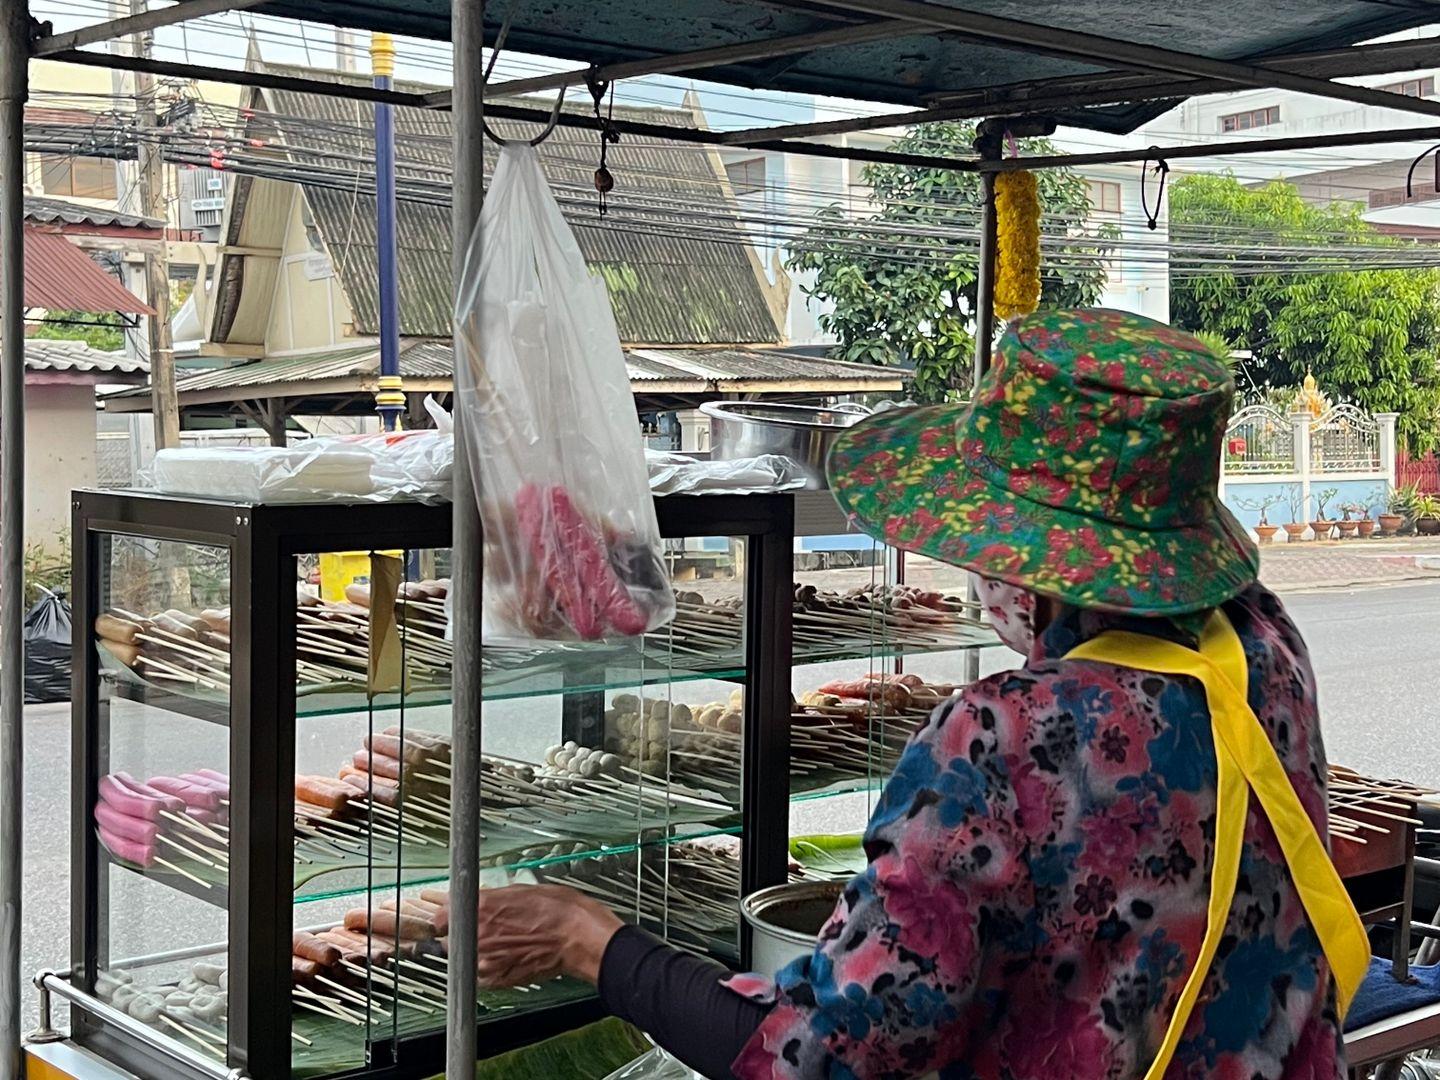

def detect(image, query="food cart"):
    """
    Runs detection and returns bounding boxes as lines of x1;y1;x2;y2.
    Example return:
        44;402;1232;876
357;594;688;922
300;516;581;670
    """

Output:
7;2;1440;1078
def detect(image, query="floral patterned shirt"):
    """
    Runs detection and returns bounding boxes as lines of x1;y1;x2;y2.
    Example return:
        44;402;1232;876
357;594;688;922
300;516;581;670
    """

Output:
725;584;1344;1080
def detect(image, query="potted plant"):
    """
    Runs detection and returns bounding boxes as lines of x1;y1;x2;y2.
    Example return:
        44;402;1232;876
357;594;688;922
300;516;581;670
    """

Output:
1281;484;1308;542
1234;494;1283;544
1356;485;1383;538
1336;503;1361;539
1380;484;1417;536
1310;487;1339;541
1415;494;1440;536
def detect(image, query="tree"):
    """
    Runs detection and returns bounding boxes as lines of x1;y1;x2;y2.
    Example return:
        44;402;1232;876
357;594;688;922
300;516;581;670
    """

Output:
29;310;126;352
1170;174;1440;453
786;121;1116;402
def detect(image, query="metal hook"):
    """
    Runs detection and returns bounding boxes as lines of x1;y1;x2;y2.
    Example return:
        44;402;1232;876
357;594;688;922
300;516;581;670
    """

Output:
1140;147;1169;232
482;84;568;147
1405;142;1440;198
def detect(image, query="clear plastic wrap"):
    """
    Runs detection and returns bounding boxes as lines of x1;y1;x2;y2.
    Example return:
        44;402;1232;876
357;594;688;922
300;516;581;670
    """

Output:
145;399;454;504
601;1048;699;1080
454;143;674;641
645;451;807;495
147;443;380;503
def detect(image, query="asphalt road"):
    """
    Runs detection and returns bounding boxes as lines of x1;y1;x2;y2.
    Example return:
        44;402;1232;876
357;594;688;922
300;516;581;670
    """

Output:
18;579;1440;1033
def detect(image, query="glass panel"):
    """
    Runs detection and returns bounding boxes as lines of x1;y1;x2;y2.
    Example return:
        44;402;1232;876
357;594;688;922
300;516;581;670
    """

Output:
92;533;232;1070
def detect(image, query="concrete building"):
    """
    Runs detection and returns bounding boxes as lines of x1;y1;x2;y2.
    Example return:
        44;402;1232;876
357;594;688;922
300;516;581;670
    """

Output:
1136;26;1440;228
22;341;147;544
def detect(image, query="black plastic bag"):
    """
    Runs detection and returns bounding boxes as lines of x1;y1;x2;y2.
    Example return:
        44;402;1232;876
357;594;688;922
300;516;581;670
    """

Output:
24;589;71;704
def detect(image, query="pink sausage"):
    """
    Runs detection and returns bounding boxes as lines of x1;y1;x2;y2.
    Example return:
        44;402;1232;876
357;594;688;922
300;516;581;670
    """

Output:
98;775;171;822
195;768;230;789
146;776;221;812
98;826;155;867
180;772;228;796
184;807;219;826
111;773;185;814
94;801;158;845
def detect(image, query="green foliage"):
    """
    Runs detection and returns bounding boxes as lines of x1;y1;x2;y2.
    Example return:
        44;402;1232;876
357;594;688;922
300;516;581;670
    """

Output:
1314;487;1339;520
1170;174;1440;452
1189;329;1235;369
786;122;1116;402
29;310;126;352
1391;483;1421;515
1413;493;1440;521
24;533;69;607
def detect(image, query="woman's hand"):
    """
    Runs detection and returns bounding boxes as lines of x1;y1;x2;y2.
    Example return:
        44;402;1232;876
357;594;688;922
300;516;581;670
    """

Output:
474;884;624;988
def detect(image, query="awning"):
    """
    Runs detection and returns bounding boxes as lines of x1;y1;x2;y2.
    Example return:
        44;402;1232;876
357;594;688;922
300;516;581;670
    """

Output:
22;228;153;316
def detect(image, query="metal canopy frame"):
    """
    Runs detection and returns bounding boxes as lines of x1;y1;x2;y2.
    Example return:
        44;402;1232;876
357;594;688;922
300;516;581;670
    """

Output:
4;2;1440;1080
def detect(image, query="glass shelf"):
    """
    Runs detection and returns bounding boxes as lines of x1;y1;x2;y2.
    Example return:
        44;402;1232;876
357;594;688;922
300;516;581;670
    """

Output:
103;808;743;910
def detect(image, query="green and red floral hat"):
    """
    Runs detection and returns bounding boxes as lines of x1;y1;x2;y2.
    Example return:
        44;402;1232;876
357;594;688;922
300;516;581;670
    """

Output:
827;308;1259;616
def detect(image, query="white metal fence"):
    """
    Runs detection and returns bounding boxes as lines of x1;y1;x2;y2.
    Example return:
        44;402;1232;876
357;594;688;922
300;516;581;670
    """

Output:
1223;403;1390;478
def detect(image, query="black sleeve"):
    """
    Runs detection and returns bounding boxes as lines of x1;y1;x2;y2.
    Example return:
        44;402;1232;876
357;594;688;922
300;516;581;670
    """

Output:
598;925;771;1080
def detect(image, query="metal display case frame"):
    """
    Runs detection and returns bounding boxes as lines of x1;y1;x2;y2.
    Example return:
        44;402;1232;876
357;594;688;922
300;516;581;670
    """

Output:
66;489;795;1080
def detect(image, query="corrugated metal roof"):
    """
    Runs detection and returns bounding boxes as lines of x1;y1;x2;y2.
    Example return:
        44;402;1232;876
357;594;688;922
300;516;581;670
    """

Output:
25;338;146;375
106;342;901;401
244;1;1434;134
622;347;901;384
23;196;165;233
250;63;781;346
22;229;154;315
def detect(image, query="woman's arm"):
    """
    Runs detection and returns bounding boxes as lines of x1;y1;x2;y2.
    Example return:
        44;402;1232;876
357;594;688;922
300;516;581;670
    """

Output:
599;925;770;1079
472;885;768;1078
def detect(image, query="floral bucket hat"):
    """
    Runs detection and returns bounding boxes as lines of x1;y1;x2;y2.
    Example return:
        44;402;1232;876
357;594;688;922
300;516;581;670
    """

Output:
826;308;1259;616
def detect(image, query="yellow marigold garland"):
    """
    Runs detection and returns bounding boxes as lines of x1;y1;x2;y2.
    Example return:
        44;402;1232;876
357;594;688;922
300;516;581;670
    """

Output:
993;170;1041;321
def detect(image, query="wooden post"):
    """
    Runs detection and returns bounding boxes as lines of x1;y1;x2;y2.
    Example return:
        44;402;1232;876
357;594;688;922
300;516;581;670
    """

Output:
131;0;179;450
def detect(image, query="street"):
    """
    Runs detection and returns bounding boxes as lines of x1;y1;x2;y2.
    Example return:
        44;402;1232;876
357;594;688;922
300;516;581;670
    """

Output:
18;578;1440;1032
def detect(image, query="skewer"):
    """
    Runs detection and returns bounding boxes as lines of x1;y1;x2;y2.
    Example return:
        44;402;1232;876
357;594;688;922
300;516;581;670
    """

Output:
158;1015;226;1059
315;974;390;1019
292;994;363;1027
156;833;224;869
154;856;213;888
161;810;229;846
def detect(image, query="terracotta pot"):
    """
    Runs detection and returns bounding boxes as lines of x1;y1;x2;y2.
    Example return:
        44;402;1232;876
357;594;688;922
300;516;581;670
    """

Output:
1419;517;1440;536
1357;519;1376;538
1378;513;1405;536
1310;520;1334;541
1282;523;1308;542
1337;520;1359;538
1254;524;1279;545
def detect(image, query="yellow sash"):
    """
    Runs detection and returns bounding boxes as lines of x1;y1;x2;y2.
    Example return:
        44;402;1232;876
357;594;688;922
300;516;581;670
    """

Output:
1065;611;1370;1079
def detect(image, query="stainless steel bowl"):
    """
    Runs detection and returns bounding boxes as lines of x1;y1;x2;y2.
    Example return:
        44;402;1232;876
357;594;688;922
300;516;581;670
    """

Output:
700;402;869;490
740;880;846;975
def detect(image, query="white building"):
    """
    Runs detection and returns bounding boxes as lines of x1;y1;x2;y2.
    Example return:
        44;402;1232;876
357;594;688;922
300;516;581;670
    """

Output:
1136;26;1440;230
686;92;1169;347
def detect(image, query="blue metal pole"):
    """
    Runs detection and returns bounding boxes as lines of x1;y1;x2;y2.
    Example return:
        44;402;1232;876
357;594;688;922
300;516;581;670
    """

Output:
372;33;403;431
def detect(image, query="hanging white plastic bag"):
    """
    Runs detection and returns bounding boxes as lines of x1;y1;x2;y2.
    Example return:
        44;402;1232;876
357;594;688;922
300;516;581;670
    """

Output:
454;144;674;641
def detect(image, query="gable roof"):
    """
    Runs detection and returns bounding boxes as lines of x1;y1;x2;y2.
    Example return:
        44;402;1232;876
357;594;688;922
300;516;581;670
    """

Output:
211;62;781;348
22;229;153;316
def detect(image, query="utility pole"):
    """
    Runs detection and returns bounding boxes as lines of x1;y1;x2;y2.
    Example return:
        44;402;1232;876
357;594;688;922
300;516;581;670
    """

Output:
132;0;180;449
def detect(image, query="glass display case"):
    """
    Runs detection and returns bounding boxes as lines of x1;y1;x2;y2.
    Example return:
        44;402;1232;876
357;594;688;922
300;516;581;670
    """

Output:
66;490;795;1080
786;494;1004;867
